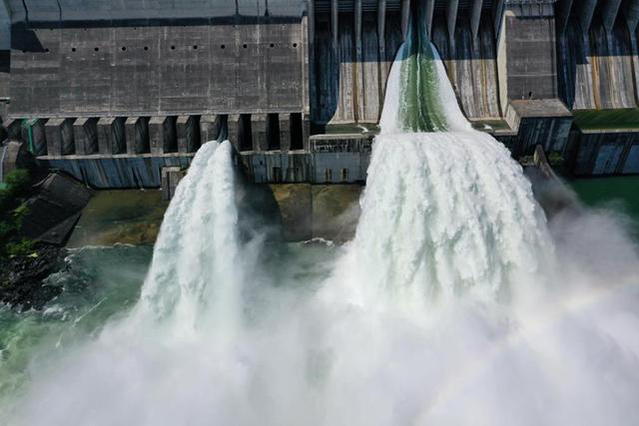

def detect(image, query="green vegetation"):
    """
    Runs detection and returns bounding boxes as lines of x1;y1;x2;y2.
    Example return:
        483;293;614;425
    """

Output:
0;169;35;259
547;151;565;167
572;109;639;131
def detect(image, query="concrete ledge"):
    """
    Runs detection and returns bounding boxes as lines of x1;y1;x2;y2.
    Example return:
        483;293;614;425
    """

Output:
509;99;573;119
37;154;194;188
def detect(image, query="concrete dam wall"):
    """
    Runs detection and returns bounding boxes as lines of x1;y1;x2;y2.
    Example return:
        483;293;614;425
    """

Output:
557;0;637;110
1;0;639;189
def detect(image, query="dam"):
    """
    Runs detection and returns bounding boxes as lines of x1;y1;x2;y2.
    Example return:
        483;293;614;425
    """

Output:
3;3;639;421
0;0;639;188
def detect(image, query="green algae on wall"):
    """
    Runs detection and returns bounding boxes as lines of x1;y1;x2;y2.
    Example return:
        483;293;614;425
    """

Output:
67;190;169;247
68;185;363;247
573;109;639;131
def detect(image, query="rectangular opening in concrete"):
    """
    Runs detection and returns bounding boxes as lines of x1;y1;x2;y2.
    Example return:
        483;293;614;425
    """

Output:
340;168;349;182
238;114;253;152
186;116;201;152
136;117;151;154
267;113;281;150
61;119;75;156
324;168;332;182
272;166;282;182
164;116;178;153
112;117;126;154
86;119;99;155
290;113;303;150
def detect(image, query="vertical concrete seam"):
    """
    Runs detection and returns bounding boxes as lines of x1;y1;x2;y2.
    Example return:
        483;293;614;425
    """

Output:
353;0;362;123
20;0;28;23
55;0;61;22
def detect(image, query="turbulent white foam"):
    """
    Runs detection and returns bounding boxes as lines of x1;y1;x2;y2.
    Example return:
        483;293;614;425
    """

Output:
131;140;244;338
345;41;551;315
327;132;552;315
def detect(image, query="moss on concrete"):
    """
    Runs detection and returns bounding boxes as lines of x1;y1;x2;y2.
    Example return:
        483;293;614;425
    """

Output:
573;109;639;131
269;184;363;242
312;185;362;242
69;184;364;247
269;184;313;242
67;190;168;247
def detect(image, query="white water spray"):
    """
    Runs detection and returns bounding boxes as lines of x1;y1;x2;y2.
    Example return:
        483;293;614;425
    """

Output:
330;44;552;315
131;140;244;338
7;27;639;426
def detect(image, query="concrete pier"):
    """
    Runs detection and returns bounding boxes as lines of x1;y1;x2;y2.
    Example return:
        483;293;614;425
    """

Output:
556;0;572;34
200;115;220;144
61;118;75;155
251;114;268;152
148;117;166;154
73;118;98;155
125;118;137;155
579;0;597;34
97;118;115;155
602;0;623;34
45;119;64;157
26;119;47;157
423;0;435;38
470;0;483;42
447;0;459;49
176;116;190;154
44;118;75;156
5;119;22;142
161;167;187;201
279;114;292;152
227;114;241;151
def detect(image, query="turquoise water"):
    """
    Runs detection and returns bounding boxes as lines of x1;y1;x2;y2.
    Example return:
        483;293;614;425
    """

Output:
0;245;151;417
0;241;337;420
570;176;639;234
571;176;639;217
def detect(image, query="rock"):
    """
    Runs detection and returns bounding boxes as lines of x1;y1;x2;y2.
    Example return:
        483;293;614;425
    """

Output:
269;184;312;241
312;185;362;242
21;173;91;245
0;244;65;311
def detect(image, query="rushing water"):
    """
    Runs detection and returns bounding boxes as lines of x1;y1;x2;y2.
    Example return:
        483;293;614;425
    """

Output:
3;14;639;426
